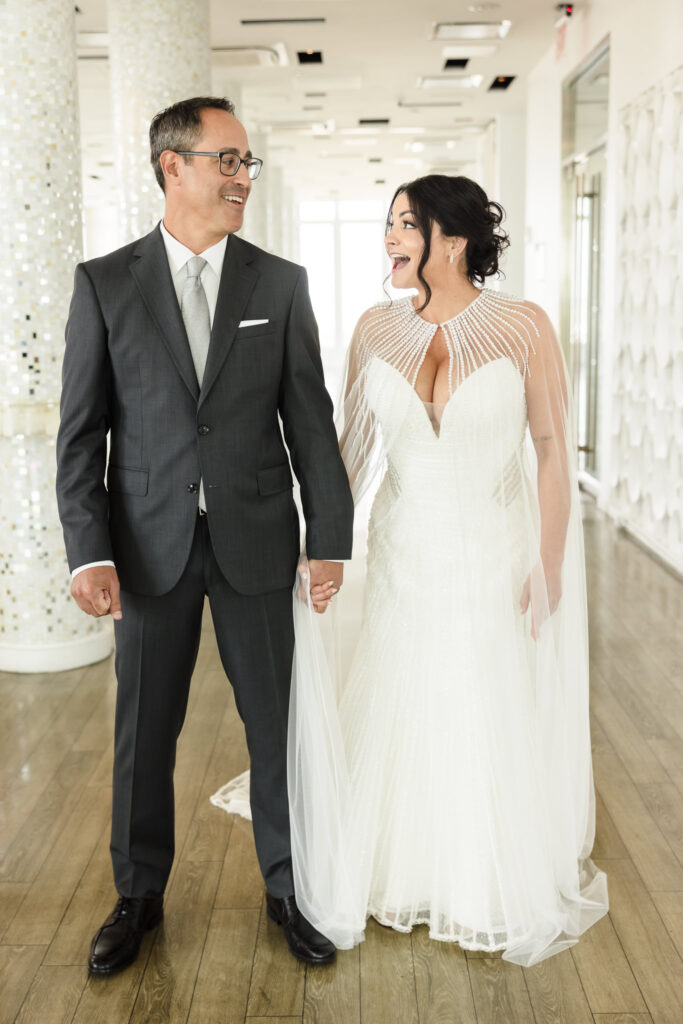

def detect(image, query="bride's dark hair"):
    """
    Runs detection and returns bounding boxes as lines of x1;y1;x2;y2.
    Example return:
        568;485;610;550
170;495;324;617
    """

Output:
386;175;510;311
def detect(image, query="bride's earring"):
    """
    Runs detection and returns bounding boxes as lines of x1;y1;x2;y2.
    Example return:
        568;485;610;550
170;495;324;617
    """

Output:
448;252;454;264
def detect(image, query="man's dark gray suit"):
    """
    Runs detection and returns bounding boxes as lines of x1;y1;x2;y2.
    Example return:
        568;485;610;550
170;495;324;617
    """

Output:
56;224;354;901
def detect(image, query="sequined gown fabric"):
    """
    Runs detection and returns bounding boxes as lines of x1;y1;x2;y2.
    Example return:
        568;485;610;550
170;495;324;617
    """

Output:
213;289;609;966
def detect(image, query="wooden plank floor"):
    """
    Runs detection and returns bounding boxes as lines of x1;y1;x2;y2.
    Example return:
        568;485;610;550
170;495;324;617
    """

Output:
1;499;682;1024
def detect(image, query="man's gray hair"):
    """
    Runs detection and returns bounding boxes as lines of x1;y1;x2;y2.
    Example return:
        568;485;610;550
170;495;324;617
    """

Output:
149;96;236;192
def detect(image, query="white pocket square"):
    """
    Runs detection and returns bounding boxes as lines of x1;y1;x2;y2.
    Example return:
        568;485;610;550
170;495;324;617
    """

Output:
239;319;269;327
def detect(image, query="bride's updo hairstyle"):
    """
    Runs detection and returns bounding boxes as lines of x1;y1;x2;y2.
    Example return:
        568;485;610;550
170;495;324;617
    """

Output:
388;175;510;311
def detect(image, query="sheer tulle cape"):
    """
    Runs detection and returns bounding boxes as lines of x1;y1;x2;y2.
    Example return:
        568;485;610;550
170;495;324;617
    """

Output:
212;289;609;966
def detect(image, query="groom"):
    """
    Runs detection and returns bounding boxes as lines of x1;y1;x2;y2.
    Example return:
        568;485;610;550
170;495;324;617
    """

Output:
56;96;353;975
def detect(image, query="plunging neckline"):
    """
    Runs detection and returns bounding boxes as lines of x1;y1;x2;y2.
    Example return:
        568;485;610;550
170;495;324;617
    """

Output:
371;355;517;439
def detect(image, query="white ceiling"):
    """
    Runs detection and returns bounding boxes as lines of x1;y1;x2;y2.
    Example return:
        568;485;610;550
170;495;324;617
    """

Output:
76;1;564;205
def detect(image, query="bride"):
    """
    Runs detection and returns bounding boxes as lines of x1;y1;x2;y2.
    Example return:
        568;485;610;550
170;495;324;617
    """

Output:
213;174;609;966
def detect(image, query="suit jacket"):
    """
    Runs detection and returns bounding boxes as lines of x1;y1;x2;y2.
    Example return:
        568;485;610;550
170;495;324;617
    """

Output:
56;225;354;596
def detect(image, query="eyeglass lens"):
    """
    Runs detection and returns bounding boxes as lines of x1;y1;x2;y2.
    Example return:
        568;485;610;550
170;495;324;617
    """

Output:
219;154;261;179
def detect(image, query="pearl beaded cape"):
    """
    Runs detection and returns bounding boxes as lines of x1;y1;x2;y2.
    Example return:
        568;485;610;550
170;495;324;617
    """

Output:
337;288;558;507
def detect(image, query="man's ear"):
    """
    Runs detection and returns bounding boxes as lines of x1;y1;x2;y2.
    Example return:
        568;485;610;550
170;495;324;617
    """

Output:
159;149;183;190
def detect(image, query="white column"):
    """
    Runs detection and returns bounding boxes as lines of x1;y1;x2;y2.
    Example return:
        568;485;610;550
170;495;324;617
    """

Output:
267;164;285;255
108;0;211;243
281;184;297;262
0;0;113;672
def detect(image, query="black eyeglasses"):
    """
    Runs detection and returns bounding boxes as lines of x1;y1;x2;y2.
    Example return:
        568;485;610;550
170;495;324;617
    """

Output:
172;151;263;180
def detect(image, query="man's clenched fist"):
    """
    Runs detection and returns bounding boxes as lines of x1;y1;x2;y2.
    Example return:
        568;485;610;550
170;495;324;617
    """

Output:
71;566;122;620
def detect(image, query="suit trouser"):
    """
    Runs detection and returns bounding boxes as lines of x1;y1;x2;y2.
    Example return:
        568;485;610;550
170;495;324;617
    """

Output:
110;514;295;899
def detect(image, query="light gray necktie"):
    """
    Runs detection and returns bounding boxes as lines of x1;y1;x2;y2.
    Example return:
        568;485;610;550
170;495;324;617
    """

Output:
180;256;211;387
180;256;210;511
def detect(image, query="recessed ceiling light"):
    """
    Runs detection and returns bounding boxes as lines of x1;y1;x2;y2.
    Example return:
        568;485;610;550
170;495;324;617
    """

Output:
488;75;515;90
433;21;511;40
298;50;323;64
419;74;483;89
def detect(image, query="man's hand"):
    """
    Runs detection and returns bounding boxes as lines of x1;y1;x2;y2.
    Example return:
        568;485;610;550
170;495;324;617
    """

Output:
307;559;343;614
71;566;123;620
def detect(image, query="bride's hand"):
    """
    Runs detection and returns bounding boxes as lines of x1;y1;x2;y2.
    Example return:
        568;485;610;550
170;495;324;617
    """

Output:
520;563;562;641
310;581;336;613
296;558;337;613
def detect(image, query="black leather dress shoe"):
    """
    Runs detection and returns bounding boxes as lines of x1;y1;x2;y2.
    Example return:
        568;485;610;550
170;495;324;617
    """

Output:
266;892;336;965
88;894;164;976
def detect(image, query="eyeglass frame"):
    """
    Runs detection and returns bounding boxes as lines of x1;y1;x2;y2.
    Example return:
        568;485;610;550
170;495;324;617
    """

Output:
171;150;263;179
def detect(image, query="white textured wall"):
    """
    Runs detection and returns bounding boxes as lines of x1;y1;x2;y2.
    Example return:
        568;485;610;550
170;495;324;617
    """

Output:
610;67;682;569
494;112;526;297
525;0;683;572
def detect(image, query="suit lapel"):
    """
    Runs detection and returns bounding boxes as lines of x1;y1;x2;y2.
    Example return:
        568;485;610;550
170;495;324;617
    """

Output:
129;226;199;401
199;234;259;407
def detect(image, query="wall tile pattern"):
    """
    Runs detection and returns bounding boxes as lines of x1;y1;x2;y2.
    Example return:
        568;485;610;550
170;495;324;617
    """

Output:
610;64;683;572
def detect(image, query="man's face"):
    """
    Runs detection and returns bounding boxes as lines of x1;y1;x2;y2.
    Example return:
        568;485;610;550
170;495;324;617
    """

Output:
172;108;254;235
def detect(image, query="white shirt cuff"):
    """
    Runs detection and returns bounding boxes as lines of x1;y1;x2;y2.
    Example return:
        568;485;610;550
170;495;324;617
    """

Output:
71;560;116;579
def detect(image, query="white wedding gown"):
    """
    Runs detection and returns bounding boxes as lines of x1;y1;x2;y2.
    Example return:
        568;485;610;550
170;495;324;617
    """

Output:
213;290;609;966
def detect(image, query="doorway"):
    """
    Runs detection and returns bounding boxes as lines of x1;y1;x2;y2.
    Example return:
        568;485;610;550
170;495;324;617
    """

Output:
561;47;610;487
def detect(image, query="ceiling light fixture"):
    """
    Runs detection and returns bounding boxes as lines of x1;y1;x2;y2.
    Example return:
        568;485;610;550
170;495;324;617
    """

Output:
298;50;323;64
433;21;511;40
488;75;515;90
419;74;483;89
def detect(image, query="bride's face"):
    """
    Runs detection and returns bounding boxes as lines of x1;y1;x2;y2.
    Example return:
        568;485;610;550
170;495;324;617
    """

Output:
385;193;459;292
385;194;424;289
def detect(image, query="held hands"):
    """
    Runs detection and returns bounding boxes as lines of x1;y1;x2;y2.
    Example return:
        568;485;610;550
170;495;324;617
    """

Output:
520;561;562;641
71;566;123;621
307;558;343;614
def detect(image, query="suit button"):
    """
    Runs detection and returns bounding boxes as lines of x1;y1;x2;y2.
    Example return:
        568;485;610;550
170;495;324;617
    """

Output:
197;424;210;435
187;483;199;493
